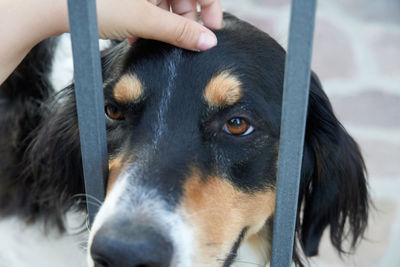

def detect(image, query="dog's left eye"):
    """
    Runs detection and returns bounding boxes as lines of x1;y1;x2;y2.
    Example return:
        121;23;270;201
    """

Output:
223;118;254;136
105;104;124;120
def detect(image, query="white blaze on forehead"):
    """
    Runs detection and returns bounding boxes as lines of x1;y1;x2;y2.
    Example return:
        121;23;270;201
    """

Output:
170;209;194;266
87;171;129;267
153;49;182;147
90;172;128;234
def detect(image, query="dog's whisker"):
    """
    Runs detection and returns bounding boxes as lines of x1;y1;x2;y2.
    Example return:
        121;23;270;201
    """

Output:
74;240;89;248
232;260;264;266
84;213;93;233
257;233;270;263
216;257;264;267
71;193;104;206
77;200;102;208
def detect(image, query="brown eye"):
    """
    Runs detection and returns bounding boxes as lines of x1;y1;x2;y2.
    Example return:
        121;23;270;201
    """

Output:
105;105;123;120
223;118;254;136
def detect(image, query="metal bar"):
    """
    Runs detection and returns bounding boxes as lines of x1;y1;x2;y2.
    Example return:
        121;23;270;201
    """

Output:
270;0;317;266
67;0;107;227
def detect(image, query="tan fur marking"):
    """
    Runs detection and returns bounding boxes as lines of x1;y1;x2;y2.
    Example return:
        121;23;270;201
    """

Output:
107;157;124;195
113;74;143;103
204;71;242;107
179;171;275;264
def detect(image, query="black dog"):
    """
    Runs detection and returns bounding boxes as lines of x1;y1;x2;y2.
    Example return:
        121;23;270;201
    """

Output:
0;13;368;267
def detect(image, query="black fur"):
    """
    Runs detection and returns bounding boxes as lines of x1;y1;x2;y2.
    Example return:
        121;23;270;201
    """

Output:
0;13;368;266
0;38;81;228
298;74;368;259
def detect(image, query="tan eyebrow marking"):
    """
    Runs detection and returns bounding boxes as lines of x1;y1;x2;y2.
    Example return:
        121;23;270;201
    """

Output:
107;156;124;196
113;74;143;103
204;71;242;107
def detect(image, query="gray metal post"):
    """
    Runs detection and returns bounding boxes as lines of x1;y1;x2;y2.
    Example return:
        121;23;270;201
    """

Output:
67;0;107;227
270;0;317;266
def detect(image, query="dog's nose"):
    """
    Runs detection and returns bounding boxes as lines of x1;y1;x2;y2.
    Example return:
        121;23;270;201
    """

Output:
91;225;173;267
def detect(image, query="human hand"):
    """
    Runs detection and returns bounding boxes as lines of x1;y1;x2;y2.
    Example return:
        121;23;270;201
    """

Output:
58;0;222;51
147;0;222;30
128;0;222;50
0;0;222;85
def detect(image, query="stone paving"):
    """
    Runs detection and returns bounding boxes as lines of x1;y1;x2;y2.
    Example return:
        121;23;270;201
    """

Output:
221;0;400;266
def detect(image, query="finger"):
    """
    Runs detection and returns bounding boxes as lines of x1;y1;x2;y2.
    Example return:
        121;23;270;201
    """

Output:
158;0;170;11
128;0;161;46
171;0;198;21
129;0;168;46
198;0;222;29
148;0;169;11
127;37;139;45
147;0;161;5
137;2;217;51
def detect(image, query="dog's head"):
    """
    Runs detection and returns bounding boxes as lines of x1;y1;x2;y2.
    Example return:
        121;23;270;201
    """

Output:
32;13;368;267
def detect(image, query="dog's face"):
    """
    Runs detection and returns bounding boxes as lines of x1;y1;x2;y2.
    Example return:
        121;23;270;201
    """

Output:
23;14;366;267
89;16;285;267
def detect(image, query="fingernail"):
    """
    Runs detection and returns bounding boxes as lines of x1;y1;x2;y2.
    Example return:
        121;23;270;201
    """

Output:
127;37;139;45
197;32;217;51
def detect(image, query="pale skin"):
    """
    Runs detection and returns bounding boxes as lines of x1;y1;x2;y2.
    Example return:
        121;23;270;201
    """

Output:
0;0;222;85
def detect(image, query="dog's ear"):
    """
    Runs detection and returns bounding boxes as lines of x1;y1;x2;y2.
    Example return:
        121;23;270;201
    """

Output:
25;88;85;228
298;73;369;257
25;42;129;225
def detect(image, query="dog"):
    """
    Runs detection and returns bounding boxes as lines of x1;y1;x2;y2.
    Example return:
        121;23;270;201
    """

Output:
0;13;368;267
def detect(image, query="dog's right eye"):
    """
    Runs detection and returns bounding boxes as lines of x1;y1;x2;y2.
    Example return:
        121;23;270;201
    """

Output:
223;117;254;136
105;104;123;120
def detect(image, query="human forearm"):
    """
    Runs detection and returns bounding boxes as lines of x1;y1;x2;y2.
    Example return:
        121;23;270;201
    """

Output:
0;0;66;84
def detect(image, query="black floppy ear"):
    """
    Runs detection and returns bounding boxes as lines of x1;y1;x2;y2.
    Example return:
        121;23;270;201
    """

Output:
298;73;369;257
25;88;85;229
26;41;129;224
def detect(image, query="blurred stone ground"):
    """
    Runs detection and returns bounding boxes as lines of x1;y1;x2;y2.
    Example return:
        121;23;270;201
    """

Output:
221;0;400;266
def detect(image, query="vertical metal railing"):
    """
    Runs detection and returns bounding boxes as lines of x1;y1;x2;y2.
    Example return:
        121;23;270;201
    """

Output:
67;0;107;227
67;0;317;265
271;0;317;266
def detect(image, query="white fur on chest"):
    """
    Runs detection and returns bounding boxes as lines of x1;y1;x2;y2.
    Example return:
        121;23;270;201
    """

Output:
0;212;88;267
49;34;112;93
234;240;269;267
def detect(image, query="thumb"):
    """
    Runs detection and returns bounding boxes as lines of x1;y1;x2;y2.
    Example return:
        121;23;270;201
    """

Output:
134;3;218;51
